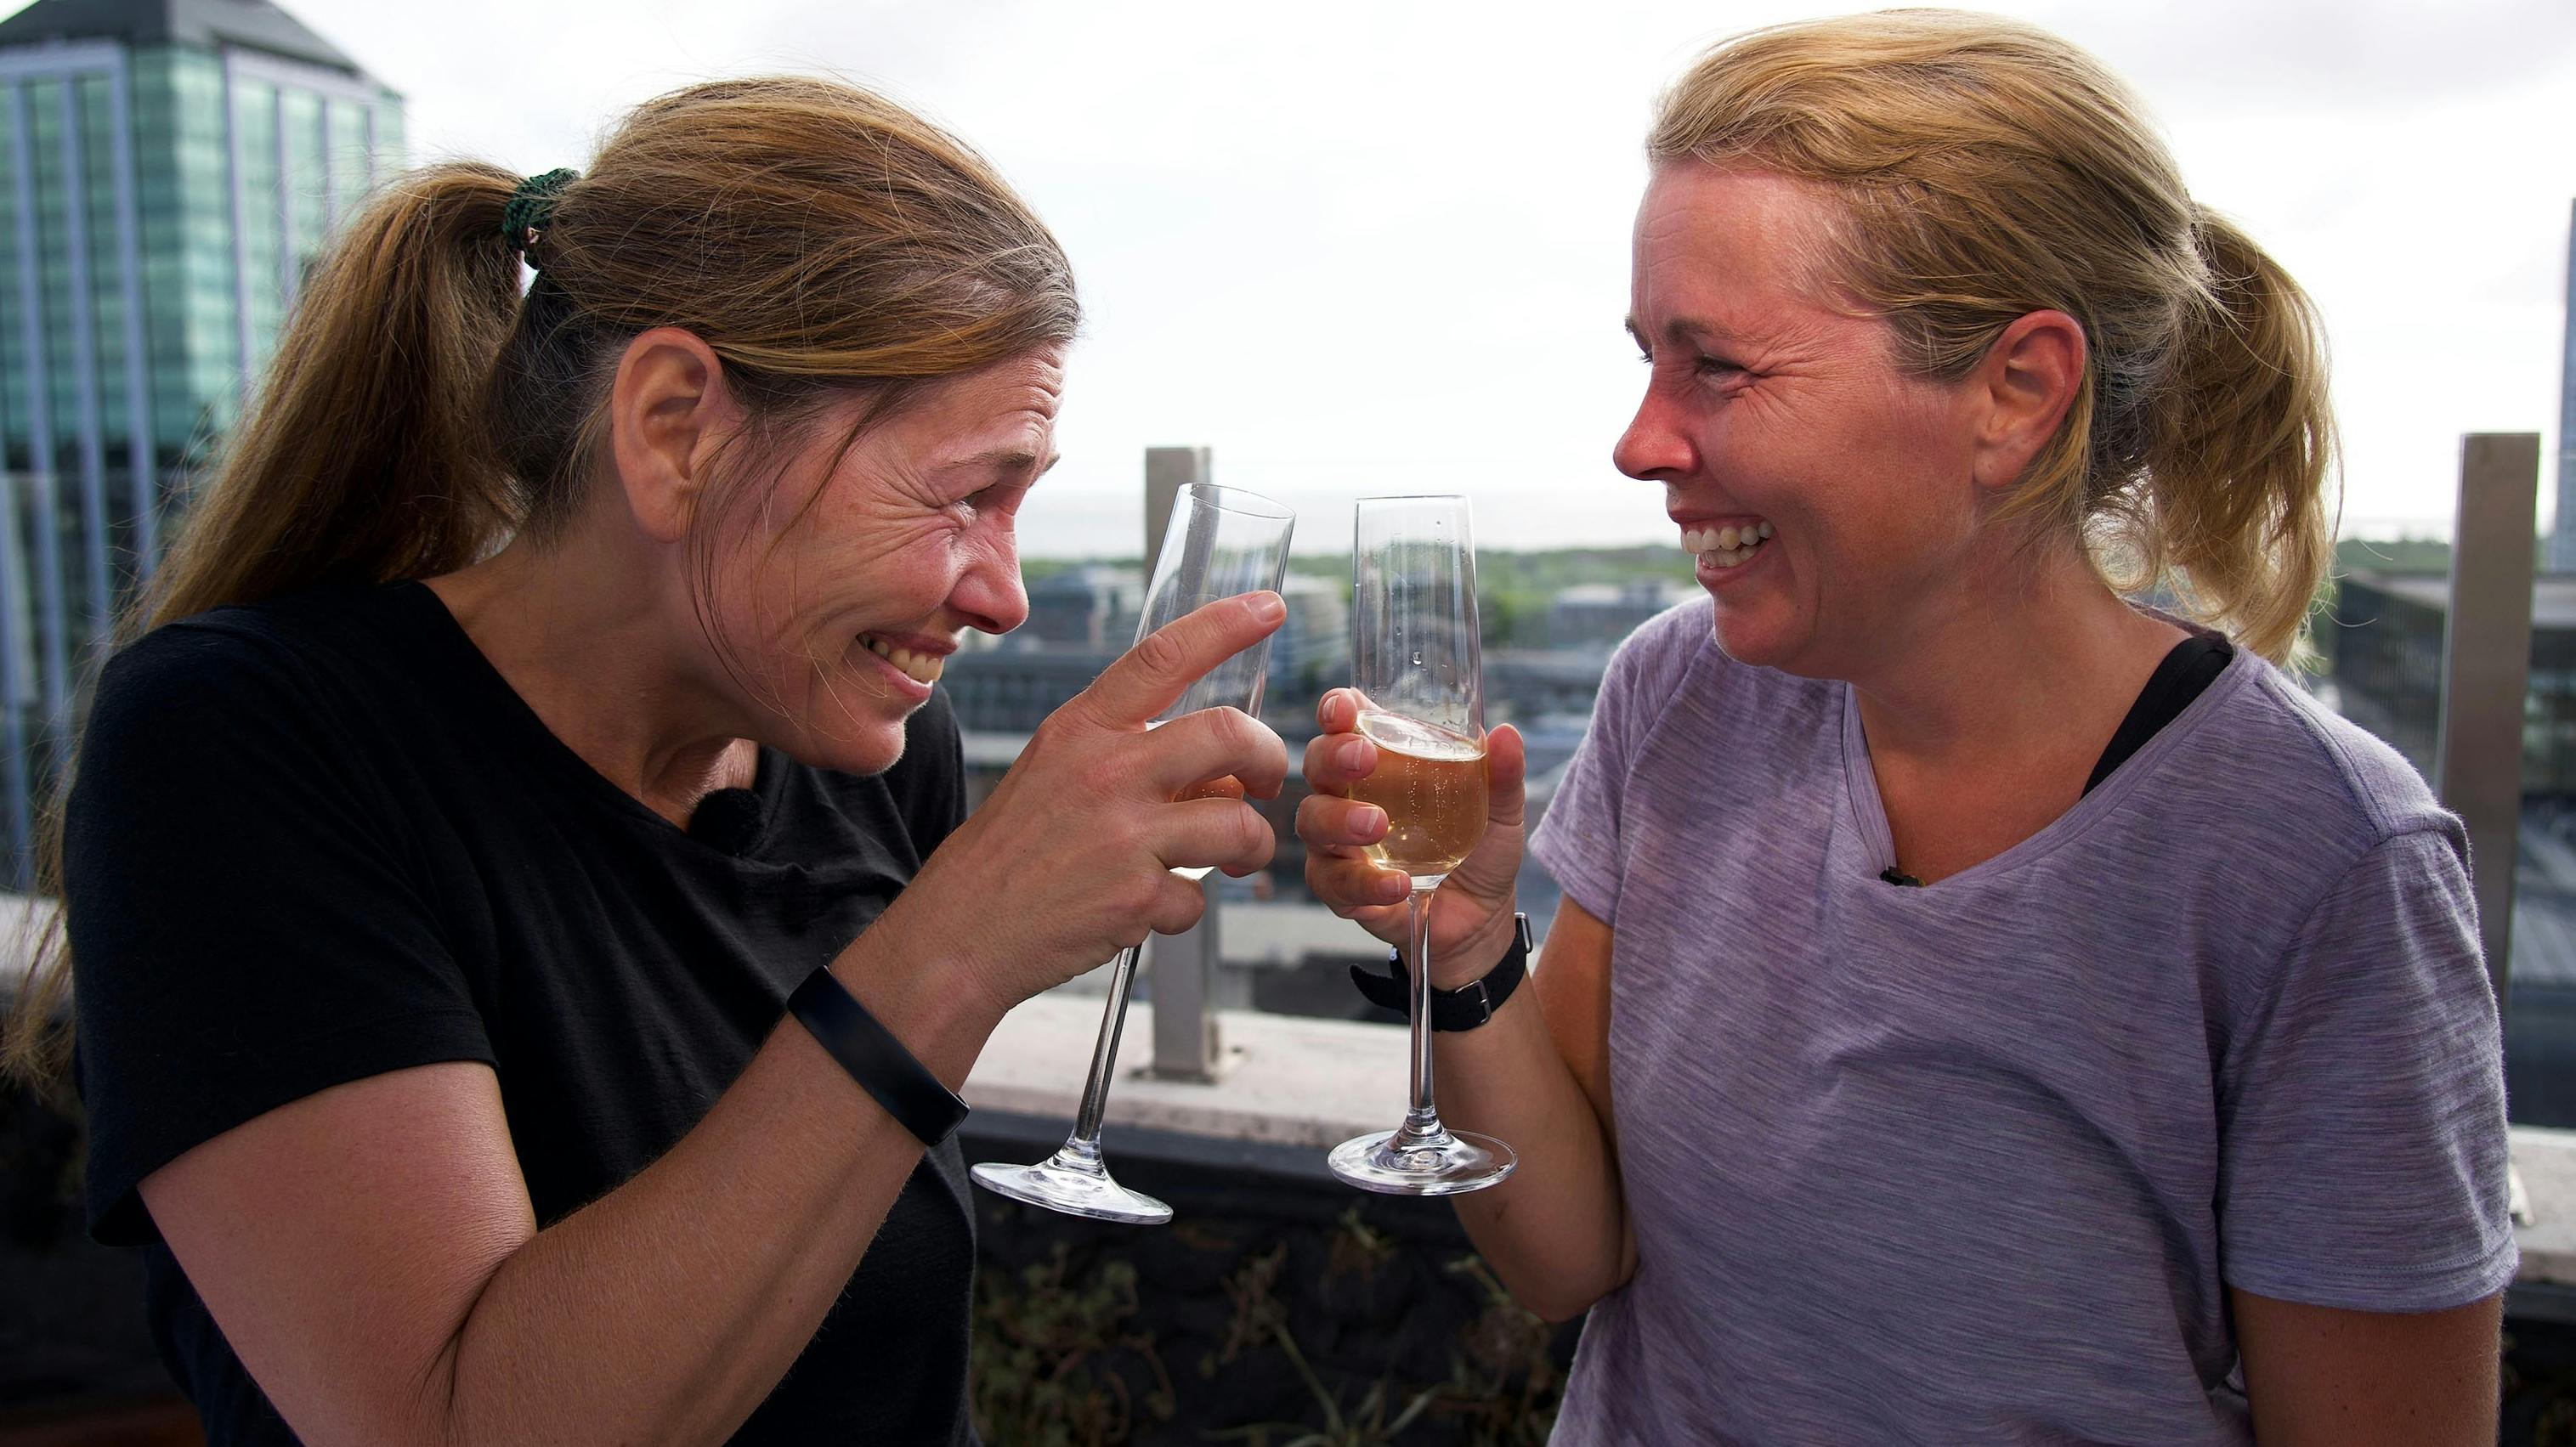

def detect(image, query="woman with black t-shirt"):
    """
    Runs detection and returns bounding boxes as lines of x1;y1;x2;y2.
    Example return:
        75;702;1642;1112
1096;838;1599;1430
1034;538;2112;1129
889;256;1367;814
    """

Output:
2;79;1287;1445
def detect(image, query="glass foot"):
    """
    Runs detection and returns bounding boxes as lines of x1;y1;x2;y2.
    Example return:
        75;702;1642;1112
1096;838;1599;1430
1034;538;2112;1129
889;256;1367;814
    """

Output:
1327;1127;1516;1196
971;1150;1173;1225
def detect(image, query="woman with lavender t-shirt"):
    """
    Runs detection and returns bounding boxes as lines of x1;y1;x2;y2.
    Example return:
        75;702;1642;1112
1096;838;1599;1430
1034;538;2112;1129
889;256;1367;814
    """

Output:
1297;14;2510;1444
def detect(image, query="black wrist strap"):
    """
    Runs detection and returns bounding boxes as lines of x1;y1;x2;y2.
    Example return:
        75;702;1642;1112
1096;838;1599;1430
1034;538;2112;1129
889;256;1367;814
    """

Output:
1350;913;1531;1032
786;966;969;1147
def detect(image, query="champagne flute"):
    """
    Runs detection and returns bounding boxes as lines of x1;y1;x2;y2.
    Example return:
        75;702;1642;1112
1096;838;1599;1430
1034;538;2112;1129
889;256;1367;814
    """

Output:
971;483;1294;1224
1328;495;1516;1195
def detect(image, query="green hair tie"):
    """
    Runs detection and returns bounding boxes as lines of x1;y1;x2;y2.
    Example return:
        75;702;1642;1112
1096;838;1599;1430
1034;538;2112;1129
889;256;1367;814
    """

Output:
503;167;580;261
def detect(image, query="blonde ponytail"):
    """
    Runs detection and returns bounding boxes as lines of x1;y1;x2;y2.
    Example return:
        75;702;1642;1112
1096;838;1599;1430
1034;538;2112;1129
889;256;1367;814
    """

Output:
2131;211;2336;665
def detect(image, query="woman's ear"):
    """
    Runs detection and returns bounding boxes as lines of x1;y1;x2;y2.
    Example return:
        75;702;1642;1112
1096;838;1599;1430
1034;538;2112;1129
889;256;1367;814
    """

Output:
1969;309;2086;493
606;327;731;544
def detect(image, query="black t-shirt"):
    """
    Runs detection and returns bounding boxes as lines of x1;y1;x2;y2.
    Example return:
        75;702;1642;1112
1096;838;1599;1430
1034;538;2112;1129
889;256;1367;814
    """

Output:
65;581;978;1445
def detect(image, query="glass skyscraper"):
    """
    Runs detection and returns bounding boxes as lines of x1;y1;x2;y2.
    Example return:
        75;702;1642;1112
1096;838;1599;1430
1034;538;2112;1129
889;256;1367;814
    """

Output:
0;0;400;881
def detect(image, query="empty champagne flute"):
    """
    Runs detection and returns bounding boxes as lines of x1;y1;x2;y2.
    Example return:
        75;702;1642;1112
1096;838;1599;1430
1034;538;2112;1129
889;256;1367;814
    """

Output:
1328;495;1517;1195
971;483;1294;1224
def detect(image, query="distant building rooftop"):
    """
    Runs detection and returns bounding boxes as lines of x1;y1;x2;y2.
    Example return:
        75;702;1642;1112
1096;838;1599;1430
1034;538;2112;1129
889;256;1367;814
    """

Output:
2346;569;2576;631
0;0;365;76
1552;580;1683;606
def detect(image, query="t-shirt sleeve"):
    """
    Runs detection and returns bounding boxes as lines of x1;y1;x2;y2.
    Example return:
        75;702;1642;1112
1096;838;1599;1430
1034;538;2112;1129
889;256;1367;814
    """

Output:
68;625;493;1246
2216;825;2516;1311
1527;630;1660;928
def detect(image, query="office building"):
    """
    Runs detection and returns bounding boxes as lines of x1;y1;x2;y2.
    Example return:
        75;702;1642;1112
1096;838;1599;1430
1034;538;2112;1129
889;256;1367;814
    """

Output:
2322;568;2576;795
0;0;399;879
1546;579;1692;653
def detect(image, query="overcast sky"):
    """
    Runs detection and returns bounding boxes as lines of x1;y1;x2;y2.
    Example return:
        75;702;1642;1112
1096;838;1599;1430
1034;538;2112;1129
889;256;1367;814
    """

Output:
189;1;2576;555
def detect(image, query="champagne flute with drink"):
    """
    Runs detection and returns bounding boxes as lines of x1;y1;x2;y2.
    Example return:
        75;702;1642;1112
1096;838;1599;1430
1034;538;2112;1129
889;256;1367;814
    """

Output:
1328;495;1517;1195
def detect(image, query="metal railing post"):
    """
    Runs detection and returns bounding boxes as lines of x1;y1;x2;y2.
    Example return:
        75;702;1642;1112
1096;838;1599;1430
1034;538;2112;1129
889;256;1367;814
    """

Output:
1143;446;1209;582
1144;445;1225;1082
2435;432;2540;1015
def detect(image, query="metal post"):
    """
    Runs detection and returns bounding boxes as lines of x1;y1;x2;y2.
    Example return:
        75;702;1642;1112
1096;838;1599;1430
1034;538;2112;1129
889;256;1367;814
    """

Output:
1143;445;1210;582
2435;432;2540;1013
1143;444;1226;1082
2554;200;2576;575
1145;881;1225;1082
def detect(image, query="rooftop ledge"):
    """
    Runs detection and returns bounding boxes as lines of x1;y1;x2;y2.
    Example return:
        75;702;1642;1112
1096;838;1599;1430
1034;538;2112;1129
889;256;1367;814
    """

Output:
965;991;1404;1152
965;992;2576;1321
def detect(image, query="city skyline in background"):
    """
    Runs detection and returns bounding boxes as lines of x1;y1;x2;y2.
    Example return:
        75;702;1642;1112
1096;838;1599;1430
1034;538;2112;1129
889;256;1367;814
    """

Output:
167;0;2576;557
0;0;402;879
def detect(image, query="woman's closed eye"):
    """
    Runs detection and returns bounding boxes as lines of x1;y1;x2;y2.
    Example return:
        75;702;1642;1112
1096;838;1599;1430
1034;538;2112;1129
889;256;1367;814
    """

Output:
1635;340;1744;367
952;480;1029;520
1637;348;1750;390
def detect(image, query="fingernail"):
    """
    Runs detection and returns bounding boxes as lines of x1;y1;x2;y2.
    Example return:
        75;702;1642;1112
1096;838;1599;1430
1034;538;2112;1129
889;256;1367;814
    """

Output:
1338;739;1370;772
1379;874;1409;902
1357;805;1386;834
1250;591;1285;623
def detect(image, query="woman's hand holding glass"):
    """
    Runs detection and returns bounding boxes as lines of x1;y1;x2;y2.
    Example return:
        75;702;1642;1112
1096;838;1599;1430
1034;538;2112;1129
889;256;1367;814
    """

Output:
892;592;1288;1020
1298;687;1527;988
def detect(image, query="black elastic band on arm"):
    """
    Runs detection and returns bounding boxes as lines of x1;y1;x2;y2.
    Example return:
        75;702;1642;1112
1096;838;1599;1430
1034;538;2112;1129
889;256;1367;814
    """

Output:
786;966;969;1147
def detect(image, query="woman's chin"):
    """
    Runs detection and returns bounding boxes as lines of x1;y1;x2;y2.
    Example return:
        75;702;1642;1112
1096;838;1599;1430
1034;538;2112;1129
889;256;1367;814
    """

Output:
791;714;911;778
823;738;906;777
1707;607;1796;673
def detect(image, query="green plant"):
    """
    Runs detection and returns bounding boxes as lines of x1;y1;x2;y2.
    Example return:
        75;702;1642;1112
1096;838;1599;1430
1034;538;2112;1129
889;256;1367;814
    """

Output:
973;1239;1175;1447
1322;1207;1394;1286
1206;1242;1440;1447
1435;1257;1563;1447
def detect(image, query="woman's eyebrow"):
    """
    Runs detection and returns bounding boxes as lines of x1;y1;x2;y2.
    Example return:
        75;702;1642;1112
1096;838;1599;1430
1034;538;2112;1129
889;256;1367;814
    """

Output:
1625;315;1754;349
949;448;1062;476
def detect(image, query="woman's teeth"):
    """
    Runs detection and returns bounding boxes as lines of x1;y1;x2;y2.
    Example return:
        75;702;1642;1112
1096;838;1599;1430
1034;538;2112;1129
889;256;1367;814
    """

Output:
861;636;944;684
1680;521;1774;568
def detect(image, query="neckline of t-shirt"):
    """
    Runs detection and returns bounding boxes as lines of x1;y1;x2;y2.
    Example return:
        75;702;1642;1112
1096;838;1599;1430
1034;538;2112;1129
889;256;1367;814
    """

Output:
389;580;794;862
1835;637;2262;893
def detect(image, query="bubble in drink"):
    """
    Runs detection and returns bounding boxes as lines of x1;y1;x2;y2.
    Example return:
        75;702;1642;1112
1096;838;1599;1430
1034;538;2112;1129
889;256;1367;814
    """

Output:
1350;710;1489;881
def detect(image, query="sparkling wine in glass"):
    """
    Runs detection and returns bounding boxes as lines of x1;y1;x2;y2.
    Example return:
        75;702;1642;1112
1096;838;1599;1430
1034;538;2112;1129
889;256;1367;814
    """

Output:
971;483;1294;1224
1328;495;1516;1195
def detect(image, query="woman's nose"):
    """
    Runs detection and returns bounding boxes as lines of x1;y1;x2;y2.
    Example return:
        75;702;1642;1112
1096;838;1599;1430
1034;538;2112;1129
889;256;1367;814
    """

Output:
1612;388;1696;481
951;532;1030;637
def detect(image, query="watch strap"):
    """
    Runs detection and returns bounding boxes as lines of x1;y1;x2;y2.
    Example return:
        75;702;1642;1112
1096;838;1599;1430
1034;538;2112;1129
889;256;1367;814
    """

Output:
1350;913;1531;1032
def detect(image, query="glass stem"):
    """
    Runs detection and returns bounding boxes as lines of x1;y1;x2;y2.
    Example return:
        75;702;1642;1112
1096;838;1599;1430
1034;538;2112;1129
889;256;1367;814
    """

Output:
1060;943;1143;1167
1396;885;1452;1149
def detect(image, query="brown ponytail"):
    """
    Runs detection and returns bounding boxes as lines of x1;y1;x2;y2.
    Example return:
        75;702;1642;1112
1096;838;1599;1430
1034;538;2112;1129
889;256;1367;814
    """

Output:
1647;11;2338;666
149;163;526;625
4;76;1078;1082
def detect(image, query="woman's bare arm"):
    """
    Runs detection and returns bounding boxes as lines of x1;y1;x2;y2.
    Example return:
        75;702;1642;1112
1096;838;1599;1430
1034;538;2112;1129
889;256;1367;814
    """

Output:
1438;898;1638;1321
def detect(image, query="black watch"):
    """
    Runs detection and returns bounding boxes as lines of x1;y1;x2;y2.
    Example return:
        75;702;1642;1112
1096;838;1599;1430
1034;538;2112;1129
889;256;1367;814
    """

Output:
1350;913;1531;1032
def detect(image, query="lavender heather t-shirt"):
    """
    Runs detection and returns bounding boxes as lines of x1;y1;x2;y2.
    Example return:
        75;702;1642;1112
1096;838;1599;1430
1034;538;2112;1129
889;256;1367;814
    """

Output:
1526;599;2514;1445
